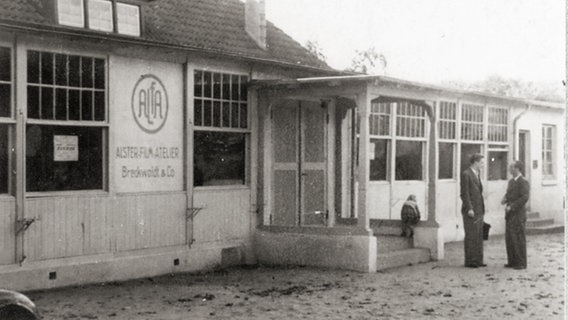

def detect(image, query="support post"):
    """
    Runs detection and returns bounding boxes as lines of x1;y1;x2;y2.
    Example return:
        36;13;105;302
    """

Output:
356;90;372;234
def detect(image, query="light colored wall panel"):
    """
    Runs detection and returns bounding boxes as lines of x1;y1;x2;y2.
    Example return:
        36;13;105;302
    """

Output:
391;182;427;220
114;192;187;252
368;183;390;219
437;182;460;242
0;198;16;265
193;188;251;243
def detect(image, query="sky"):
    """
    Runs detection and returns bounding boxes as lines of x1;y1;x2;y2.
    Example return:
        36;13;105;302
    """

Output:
265;0;565;85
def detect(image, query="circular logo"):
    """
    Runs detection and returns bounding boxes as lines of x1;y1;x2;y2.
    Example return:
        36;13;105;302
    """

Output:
131;74;169;134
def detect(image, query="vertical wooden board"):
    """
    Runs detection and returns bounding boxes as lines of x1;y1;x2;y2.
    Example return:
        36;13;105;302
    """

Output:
0;199;16;265
437;181;460;242
272;170;297;226
273;101;298;163
302;169;326;225
368;183;391;219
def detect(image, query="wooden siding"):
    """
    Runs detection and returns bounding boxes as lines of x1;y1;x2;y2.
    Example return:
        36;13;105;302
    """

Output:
0;198;16;265
437;181;460;242
22;192;187;261
193;188;251;243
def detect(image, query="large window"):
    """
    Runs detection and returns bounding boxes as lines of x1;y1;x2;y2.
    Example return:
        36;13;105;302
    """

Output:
396;140;423;180
26;50;106;192
461;103;484;141
0;47;12;194
193;70;249;187
438;142;454;179
542;125;555;179
57;0;141;36
488;107;508;142
370;139;389;181
438;101;457;179
488;148;508;180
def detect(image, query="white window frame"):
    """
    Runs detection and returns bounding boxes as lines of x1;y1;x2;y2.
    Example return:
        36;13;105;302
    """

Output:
88;0;114;32
116;2;141;36
488;106;508;143
541;124;555;180
57;0;85;28
460;103;484;142
0;46;14;195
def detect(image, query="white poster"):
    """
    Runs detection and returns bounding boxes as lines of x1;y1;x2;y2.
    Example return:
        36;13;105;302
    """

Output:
54;135;79;161
110;57;184;192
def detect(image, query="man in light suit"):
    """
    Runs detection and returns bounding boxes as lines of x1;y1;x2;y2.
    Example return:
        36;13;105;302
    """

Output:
501;161;530;270
460;153;486;268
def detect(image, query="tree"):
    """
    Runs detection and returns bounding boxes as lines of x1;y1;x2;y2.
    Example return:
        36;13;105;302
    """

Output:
346;47;387;75
304;40;327;62
443;75;564;102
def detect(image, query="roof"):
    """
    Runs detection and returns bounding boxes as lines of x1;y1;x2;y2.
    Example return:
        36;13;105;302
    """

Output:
0;0;333;72
253;75;565;110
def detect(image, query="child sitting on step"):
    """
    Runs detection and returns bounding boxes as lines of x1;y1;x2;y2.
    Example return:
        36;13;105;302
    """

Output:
400;194;421;238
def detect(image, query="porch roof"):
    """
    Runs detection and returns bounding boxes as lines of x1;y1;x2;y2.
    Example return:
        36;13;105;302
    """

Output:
253;75;564;111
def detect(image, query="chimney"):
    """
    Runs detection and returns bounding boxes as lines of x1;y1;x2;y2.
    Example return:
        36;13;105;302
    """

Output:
245;0;267;49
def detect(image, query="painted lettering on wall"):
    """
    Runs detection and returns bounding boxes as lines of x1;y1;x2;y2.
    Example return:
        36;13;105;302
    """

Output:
131;74;169;134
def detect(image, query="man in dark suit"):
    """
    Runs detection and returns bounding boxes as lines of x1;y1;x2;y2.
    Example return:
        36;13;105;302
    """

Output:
501;161;530;270
460;153;486;268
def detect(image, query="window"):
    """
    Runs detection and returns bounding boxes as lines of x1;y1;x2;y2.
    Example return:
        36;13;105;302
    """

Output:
542;125;555;178
370;139;389;181
56;0;141;36
88;0;113;32
117;3;141;36
396;101;426;138
370;101;390;136
488;107;508;142
396;140;423;180
57;0;84;28
193;70;249;186
488;150;507;180
438;101;456;140
461;103;484;141
438;142;454;179
0;47;12;194
26;50;106;192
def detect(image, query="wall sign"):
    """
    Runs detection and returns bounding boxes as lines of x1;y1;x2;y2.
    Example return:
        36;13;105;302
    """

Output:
131;74;169;134
54;135;78;161
111;57;184;193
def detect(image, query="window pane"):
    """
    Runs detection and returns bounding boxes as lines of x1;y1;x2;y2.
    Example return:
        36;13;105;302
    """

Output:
239;103;247;128
27;51;40;84
68;89;81;120
81;91;93;120
222;74;230;100
94;91;105;121
240;76;248;101
488;151;507;180
55;88;67;120
0;84;10;118
27;86;40;119
57;0;84;27
116;3;141;36
222;102;230;128
231;102;239;128
81;57;93;88
41;87;54;119
202;100;212;126
395;140;423;180
370;139;388;181
55;54;68;86
68;55;81;87
231;75;239;100
94;58;105;89
194;99;202;126
438;142;454;179
26;125;104;191
213;101;221;127
0;124;9;193
213;73;221;99
194;131;245;186
0;47;10;81
41;52;54;85
203;72;212;97
88;0;113;32
194;71;203;97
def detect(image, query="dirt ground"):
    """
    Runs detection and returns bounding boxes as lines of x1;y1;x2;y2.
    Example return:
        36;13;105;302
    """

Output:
27;233;564;320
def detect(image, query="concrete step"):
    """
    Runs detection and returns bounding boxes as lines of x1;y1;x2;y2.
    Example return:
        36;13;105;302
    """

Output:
526;224;564;235
376;248;430;271
526;218;554;228
376;235;413;253
527;212;540;219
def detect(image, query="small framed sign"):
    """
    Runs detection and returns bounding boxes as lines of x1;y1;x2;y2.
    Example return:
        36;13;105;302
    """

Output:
54;135;79;161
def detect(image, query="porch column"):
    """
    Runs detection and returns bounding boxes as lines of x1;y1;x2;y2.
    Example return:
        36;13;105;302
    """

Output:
356;91;372;234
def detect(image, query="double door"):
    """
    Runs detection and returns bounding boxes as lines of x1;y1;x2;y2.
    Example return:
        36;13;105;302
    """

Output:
271;100;328;226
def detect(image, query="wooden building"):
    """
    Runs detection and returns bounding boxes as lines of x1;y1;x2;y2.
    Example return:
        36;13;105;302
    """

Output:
0;0;564;290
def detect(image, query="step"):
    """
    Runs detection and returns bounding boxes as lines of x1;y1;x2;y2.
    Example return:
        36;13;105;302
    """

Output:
376;248;431;271
376;235;413;253
526;218;554;228
526;224;564;235
527;212;540;219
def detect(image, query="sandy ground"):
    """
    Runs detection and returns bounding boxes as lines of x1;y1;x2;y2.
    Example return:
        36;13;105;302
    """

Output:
27;233;564;320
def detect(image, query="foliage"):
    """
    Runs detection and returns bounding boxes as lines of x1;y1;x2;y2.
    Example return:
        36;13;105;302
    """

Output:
304;40;327;62
346;47;387;75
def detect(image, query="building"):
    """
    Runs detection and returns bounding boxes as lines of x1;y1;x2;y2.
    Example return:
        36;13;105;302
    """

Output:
0;0;563;291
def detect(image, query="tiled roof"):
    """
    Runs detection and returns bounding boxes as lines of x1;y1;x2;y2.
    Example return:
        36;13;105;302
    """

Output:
0;0;332;71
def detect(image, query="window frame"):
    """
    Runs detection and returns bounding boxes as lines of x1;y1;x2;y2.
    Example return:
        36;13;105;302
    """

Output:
25;48;108;195
0;46;14;196
192;70;250;189
437;100;458;180
460;102;484;142
541;124;556;180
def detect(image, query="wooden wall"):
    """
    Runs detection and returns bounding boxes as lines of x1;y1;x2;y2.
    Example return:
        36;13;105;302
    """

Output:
0;197;15;265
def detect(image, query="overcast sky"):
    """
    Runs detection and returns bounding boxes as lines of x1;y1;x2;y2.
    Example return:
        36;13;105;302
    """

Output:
265;0;565;85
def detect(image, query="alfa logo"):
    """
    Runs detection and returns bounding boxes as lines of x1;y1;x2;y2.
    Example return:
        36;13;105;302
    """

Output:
131;74;169;134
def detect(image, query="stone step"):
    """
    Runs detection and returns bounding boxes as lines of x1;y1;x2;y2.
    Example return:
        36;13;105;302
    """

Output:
376;235;413;253
376;248;431;271
526;218;555;228
526;224;564;235
527;212;540;219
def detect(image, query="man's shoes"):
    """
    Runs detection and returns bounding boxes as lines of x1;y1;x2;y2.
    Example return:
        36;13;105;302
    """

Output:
512;266;526;270
479;264;487;267
504;264;512;268
465;264;479;268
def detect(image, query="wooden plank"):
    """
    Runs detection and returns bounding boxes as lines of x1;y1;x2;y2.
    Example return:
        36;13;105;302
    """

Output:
0;198;16;265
